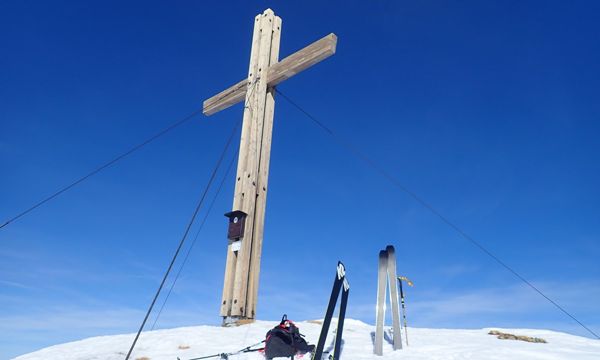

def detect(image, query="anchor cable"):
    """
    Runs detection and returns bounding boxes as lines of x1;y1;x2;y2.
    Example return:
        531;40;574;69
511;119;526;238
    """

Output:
275;88;600;340
1;108;203;230
150;148;237;330
124;117;242;360
126;80;258;358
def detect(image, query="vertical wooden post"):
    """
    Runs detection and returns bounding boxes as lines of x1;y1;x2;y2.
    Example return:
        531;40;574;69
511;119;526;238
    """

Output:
220;9;281;322
246;14;281;319
211;9;336;323
219;11;261;319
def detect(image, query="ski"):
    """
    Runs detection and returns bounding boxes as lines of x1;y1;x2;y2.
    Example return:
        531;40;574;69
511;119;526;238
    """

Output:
312;261;350;360
332;280;349;360
375;246;404;355
385;246;402;350
374;250;387;355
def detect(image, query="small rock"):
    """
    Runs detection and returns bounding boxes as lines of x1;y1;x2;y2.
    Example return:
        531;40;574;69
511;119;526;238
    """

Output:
488;330;547;343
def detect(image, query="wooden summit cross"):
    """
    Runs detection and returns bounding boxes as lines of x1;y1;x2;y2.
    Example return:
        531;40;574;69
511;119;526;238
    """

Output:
203;9;337;324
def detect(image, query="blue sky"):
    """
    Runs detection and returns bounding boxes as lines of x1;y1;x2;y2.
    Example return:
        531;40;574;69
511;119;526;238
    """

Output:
1;0;599;358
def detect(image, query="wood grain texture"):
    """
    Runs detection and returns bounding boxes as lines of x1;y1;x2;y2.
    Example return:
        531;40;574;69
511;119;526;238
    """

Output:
230;8;276;317
219;9;337;322
246;14;282;319
203;33;337;116
220;10;263;318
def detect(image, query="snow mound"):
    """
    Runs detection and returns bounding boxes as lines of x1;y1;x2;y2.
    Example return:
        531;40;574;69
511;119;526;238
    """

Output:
13;319;600;360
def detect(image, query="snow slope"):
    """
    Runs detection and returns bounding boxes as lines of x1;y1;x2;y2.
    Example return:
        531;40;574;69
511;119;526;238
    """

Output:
13;319;600;360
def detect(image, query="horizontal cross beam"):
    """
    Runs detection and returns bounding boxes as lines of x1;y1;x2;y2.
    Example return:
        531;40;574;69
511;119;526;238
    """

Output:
203;33;337;116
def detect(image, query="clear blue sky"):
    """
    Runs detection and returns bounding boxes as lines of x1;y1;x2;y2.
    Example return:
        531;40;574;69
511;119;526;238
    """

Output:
1;0;599;358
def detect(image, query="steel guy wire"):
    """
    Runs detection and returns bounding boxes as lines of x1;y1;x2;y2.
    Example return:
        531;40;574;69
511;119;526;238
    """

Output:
275;88;600;340
1;108;202;230
150;149;237;331
126;79;259;358
124;116;242;360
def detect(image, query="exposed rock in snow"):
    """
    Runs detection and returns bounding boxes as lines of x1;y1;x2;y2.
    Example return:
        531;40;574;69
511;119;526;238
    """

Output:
13;319;600;360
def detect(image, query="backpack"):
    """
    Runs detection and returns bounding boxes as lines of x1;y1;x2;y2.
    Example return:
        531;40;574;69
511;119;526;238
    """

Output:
264;315;315;359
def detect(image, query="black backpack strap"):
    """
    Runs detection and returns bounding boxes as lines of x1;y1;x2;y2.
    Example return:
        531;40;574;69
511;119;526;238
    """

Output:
280;314;288;325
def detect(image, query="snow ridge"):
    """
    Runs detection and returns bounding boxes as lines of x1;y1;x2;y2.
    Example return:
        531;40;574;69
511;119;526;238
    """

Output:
13;319;600;360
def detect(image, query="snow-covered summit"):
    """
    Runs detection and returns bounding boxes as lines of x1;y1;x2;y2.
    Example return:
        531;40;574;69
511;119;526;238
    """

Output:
13;319;599;360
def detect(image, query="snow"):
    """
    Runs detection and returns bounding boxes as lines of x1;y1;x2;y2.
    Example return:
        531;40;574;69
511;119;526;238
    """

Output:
13;319;600;360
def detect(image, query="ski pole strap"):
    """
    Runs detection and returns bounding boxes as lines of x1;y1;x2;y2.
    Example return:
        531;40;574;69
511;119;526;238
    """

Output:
185;353;227;360
230;340;266;355
184;338;265;360
241;341;264;352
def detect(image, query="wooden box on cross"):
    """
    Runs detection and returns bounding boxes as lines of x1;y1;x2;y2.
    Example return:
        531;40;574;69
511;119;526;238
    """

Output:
225;210;247;241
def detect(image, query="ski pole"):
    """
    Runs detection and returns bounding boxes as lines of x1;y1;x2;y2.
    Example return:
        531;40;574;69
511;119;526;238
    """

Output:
230;340;265;355
397;276;413;347
178;353;227;360
398;279;408;346
180;340;265;360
